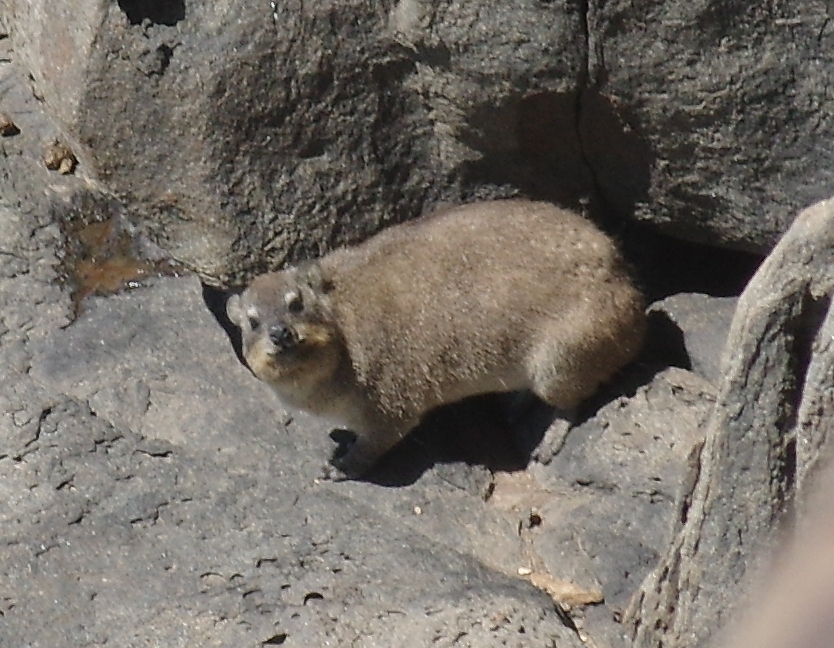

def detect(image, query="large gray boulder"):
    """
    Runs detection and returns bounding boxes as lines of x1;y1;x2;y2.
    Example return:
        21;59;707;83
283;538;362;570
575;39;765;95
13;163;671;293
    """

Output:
625;198;834;647
3;0;586;284
584;1;834;250
648;293;738;385
5;1;832;283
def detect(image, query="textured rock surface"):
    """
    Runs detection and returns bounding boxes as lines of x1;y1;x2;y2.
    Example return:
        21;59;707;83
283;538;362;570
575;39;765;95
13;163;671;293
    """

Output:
626;198;834;648
648;293;738;384
3;0;587;284
585;0;834;250
4;1;829;283
527;368;715;648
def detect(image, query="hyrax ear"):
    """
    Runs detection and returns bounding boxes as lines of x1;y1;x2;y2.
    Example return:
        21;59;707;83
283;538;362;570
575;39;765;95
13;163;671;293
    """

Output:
226;293;243;326
300;262;335;294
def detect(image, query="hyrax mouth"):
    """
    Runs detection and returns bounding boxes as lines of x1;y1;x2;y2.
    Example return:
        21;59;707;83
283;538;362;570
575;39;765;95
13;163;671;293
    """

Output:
263;321;336;358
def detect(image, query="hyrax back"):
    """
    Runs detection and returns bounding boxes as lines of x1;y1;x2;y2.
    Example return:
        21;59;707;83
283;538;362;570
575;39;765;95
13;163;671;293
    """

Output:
228;199;645;479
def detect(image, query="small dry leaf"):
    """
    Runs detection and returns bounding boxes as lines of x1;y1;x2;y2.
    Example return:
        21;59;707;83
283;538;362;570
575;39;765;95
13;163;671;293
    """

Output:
527;572;604;607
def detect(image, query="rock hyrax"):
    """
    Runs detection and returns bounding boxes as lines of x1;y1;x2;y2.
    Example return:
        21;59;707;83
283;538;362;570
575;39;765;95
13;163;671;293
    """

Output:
227;199;645;479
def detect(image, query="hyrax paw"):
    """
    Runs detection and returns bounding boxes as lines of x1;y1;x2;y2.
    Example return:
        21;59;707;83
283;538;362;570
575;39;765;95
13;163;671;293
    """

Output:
532;417;574;465
328;450;375;481
327;429;380;480
320;462;351;482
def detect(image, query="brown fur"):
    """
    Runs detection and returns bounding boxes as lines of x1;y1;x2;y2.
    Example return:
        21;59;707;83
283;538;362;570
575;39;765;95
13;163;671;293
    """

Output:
228;199;646;479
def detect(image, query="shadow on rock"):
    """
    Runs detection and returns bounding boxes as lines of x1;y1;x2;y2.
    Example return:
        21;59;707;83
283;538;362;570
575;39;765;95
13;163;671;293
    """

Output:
202;282;245;364
360;394;528;488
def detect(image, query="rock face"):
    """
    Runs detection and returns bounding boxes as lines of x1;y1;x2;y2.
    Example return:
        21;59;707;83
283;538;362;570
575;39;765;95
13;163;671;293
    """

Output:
714;464;834;648
584;0;834;251
4;1;833;283
3;0;587;284
626;198;834;648
648;293;738;385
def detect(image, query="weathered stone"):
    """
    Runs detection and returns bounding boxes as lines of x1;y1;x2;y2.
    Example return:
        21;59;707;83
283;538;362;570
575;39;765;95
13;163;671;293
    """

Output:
648;293;738;384
529;367;714;647
626;198;834;648
4;0;587;285
6;1;828;284
585;0;834;251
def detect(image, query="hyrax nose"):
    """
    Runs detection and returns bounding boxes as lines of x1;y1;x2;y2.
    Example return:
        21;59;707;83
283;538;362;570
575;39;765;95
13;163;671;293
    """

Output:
268;323;297;349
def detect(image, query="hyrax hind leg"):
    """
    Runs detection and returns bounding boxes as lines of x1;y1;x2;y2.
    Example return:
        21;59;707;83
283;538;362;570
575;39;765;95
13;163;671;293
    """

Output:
526;326;614;464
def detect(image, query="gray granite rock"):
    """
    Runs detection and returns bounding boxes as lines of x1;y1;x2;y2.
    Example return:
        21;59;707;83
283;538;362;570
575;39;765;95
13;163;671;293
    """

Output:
529;368;715;648
585;0;834;251
627;198;834;648
4;1;827;284
3;0;587;284
649;293;738;384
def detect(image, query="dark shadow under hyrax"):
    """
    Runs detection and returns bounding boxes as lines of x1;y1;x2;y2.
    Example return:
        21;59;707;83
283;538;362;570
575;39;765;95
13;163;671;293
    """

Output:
357;394;529;487
117;0;185;26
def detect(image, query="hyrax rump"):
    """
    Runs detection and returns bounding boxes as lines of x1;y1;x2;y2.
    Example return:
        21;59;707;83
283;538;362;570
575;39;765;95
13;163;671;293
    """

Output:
227;199;645;479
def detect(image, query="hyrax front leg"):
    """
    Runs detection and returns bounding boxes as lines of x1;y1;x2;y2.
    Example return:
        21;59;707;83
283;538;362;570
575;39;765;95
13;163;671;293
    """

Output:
326;422;412;481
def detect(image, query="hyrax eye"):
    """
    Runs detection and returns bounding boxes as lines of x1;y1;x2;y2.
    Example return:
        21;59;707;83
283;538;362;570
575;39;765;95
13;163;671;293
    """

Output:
284;290;304;313
248;316;261;332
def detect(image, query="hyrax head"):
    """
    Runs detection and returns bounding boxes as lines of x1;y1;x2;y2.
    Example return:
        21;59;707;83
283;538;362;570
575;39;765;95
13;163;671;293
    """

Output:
227;265;340;386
